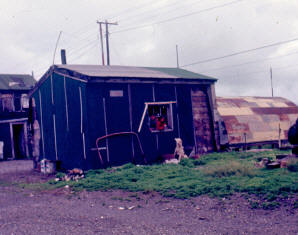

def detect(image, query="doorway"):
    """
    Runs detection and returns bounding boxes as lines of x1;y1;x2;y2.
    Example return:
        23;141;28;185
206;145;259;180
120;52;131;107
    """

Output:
11;123;27;159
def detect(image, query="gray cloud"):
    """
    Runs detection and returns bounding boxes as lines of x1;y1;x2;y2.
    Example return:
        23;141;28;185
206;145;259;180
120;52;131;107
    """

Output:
0;0;297;104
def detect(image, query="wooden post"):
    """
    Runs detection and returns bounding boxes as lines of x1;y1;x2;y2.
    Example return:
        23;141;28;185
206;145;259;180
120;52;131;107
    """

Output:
278;123;281;149
31;99;40;169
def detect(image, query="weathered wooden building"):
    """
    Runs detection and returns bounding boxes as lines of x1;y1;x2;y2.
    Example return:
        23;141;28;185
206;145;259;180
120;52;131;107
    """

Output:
29;65;218;170
0;74;35;159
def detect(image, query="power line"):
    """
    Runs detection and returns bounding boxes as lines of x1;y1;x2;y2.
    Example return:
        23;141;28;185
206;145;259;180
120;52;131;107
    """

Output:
216;62;298;78
199;50;298;73
113;0;191;25
66;31;98;54
112;0;244;34
69;40;99;63
68;39;99;58
107;0;159;20
181;37;298;67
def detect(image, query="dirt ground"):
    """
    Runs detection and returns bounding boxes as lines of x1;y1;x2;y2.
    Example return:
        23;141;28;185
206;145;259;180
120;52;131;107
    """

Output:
0;160;297;235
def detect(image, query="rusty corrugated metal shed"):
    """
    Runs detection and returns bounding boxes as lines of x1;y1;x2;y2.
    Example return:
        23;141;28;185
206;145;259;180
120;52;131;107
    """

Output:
216;96;298;145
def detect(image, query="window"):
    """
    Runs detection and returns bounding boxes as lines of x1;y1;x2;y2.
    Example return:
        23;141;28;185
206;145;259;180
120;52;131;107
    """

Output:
138;101;175;133
2;94;14;112
21;94;29;109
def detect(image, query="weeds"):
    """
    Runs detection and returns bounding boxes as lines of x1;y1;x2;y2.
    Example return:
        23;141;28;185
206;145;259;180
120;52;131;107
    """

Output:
44;150;296;201
203;161;255;177
249;200;281;210
287;158;298;172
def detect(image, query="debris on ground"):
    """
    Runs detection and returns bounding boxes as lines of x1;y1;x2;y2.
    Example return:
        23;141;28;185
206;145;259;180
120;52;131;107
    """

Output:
165;159;180;164
254;158;270;168
255;154;297;169
55;168;84;182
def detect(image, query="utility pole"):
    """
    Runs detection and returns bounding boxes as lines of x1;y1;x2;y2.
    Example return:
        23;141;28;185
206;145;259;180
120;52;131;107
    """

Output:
97;20;118;66
52;31;62;65
176;45;179;68
270;67;274;97
97;21;105;65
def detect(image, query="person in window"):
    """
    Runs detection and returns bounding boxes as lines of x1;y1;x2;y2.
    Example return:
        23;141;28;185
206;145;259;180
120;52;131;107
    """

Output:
156;116;166;131
149;114;157;130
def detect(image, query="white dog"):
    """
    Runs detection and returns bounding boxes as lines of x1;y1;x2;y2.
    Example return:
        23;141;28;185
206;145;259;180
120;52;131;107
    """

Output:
174;138;188;161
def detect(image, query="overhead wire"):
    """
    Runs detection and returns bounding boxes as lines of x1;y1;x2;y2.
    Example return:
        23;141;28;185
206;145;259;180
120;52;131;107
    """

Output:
68;38;99;57
181;37;298;67
68;40;99;63
111;0;245;34
106;0;159;20
217;62;298;78
113;0;193;26
65;30;98;54
199;50;298;73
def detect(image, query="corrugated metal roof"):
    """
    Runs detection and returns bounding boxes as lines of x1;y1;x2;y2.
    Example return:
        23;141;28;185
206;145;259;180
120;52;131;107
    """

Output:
216;96;298;144
55;64;217;80
0;74;36;90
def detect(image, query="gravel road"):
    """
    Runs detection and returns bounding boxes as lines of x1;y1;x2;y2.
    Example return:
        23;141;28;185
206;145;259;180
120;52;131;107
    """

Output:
0;160;297;235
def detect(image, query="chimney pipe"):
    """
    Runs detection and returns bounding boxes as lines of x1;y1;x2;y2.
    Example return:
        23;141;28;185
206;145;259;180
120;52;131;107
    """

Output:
61;49;67;64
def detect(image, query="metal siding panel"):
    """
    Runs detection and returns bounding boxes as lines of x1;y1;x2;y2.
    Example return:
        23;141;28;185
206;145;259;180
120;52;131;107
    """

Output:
86;84;106;169
63;78;84;169
191;86;215;152
0;123;12;159
105;84;132;166
176;86;195;154
154;84;178;156
131;84;157;163
39;78;56;161
217;97;298;145
31;92;43;160
52;73;68;163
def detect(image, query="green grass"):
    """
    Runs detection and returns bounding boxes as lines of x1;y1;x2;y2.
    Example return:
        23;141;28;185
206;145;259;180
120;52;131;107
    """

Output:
46;150;297;202
287;158;298;172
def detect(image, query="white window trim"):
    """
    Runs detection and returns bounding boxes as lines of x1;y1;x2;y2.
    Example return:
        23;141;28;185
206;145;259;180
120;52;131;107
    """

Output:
138;101;176;133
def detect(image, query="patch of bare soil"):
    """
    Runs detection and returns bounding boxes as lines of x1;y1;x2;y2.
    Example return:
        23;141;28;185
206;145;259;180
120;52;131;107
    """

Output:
0;160;297;235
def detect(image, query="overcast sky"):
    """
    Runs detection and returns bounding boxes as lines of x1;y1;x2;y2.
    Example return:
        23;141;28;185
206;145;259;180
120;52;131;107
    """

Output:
1;0;297;104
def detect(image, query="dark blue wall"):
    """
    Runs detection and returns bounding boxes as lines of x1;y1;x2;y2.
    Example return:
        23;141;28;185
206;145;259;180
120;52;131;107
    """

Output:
32;73;87;170
0;123;11;159
32;72;202;170
176;86;195;154
86;82;195;167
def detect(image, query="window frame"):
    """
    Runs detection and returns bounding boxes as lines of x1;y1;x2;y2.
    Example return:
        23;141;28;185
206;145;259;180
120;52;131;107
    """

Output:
21;94;29;109
138;101;176;133
1;94;14;112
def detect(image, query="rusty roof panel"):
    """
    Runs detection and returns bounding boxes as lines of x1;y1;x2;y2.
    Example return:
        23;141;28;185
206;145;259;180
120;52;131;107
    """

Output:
216;97;298;144
251;107;298;115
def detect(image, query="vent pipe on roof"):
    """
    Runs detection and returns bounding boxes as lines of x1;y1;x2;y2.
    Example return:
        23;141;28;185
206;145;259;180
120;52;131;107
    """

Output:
61;49;67;65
